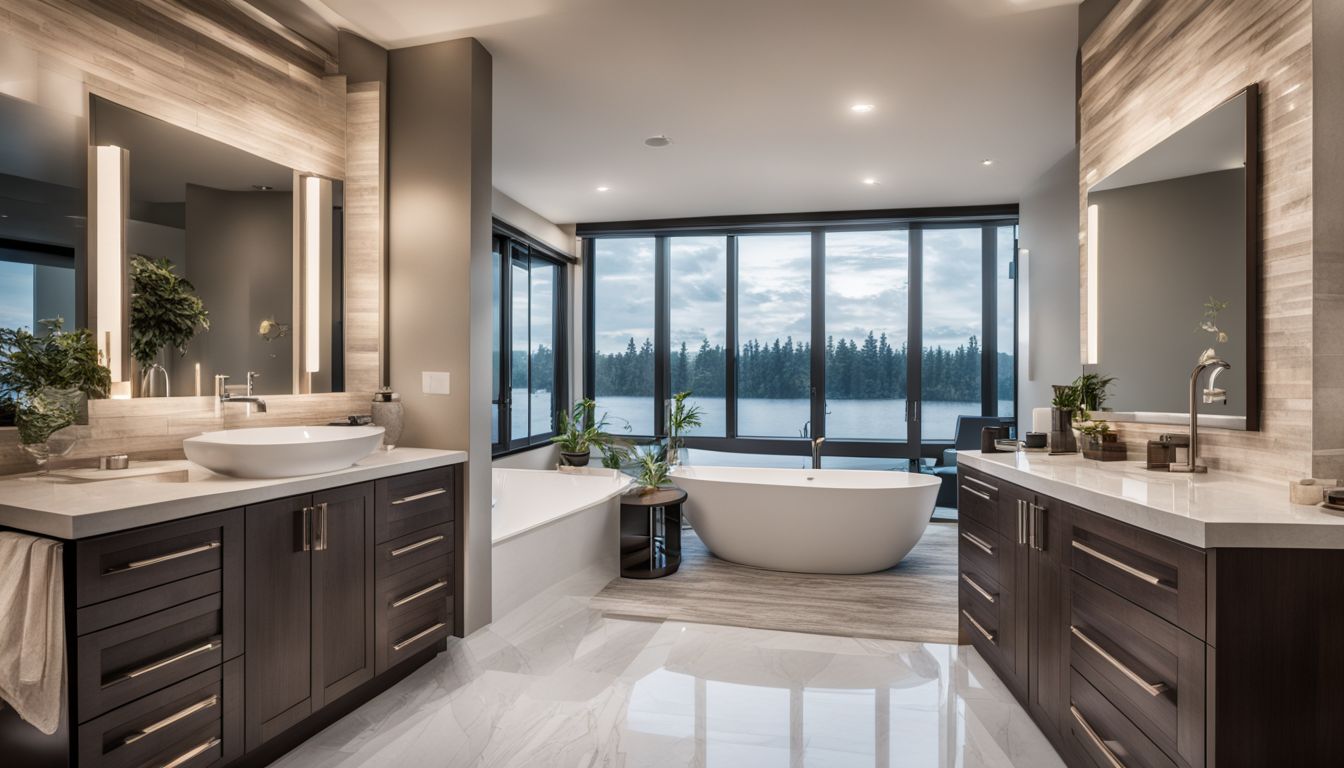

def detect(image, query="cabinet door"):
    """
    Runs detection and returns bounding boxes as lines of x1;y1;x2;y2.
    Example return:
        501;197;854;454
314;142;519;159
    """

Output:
244;494;314;751
998;481;1032;695
1027;495;1068;740
312;483;376;707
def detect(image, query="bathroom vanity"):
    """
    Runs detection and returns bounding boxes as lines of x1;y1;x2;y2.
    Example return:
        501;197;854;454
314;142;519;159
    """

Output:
0;448;466;768
957;450;1344;768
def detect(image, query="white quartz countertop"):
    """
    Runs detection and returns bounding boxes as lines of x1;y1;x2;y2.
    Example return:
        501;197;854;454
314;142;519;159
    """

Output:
0;448;468;540
959;450;1344;549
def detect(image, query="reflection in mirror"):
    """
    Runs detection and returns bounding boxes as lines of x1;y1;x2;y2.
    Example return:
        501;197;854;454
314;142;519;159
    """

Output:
1086;87;1256;429
90;96;343;397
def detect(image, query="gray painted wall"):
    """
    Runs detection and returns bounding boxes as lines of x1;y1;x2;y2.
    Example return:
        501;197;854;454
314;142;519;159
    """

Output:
388;37;494;634
1090;169;1247;416
1017;148;1081;424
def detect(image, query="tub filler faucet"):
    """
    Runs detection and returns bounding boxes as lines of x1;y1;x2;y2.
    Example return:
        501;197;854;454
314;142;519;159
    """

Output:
811;437;826;469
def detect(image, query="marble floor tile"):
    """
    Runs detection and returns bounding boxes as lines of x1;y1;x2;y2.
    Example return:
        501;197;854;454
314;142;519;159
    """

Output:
274;585;1065;768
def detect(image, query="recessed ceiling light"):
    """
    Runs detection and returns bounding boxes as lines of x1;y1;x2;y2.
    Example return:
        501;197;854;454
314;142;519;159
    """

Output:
862;177;879;186
596;186;611;193
644;135;672;148
981;159;994;166
252;184;274;191
851;103;875;114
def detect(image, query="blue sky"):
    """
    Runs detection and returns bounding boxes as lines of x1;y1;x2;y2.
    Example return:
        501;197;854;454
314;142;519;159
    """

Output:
0;260;34;330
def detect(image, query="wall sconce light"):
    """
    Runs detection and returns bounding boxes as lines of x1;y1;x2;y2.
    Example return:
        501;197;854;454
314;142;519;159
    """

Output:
92;144;128;383
1018;247;1031;380
1086;203;1099;366
303;176;322;375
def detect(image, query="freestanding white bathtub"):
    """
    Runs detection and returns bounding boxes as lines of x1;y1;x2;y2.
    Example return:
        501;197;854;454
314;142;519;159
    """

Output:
671;465;941;574
491;468;631;619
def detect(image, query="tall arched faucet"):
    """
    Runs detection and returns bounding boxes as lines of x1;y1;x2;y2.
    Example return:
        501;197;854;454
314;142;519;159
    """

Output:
1169;357;1230;473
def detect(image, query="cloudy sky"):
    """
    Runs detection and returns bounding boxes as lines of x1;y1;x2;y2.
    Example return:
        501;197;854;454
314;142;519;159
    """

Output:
592;227;997;356
0;261;34;330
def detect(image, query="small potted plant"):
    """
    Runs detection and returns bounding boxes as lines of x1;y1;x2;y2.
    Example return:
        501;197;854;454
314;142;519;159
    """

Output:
1050;384;1080;452
551;398;610;467
632;444;672;494
1071;372;1116;412
665;390;703;466
130;255;209;397
1076;415;1115;452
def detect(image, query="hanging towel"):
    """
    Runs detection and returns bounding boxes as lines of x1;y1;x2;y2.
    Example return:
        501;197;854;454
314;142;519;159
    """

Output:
0;532;65;735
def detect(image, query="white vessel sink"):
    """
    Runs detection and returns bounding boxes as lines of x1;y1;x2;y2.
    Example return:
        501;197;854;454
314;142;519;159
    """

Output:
183;426;385;478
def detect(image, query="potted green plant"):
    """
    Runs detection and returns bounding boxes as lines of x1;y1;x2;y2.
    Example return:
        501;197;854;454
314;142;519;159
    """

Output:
632;444;672;494
551;398;610;467
1076;415;1115;452
665;390;703;466
1049;384;1080;453
1071;372;1116;412
130;255;209;397
598;437;634;470
0;318;111;468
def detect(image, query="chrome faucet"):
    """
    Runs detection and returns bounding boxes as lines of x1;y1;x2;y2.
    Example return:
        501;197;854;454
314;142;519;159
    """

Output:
246;371;260;395
1169;355;1230;473
811;437;826;469
215;374;267;413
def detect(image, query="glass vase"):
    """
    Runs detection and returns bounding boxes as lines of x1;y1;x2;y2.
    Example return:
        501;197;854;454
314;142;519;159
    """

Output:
17;387;82;473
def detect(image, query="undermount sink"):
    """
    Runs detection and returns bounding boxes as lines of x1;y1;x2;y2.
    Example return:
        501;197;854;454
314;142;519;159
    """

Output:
183;426;385;478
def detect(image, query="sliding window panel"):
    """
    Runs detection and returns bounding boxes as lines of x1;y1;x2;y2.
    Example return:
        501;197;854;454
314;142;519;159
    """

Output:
509;256;530;442
736;234;812;438
920;228;985;440
491;239;503;446
996;225;1016;419
592;238;657;436
669;236;727;436
824;230;910;441
529;260;558;437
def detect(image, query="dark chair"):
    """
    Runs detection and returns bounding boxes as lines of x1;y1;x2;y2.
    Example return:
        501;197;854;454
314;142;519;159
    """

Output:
932;416;1008;508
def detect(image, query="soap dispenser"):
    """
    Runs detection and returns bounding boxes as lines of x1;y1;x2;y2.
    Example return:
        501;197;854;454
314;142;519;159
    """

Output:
371;387;404;450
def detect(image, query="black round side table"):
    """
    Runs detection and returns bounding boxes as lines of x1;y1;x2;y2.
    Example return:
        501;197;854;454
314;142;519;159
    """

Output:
619;487;686;579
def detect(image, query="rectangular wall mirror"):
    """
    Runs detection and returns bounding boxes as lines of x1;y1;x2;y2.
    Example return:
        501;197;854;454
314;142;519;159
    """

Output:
91;96;345;397
1085;85;1259;430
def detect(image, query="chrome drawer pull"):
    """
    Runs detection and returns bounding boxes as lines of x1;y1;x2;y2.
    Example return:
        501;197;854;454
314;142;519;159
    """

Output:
961;610;996;644
392;488;448;505
105;541;221;574
959;531;995;556
960;573;996;603
1016;500;1028;545
123;695;219;745
1071;626;1169;697
157;737;222;768
109;639;222;685
964;475;998;493
393;621;446;651
390;534;445;558
962;486;992;502
1071;540;1164;586
392;580;448;608
1070;705;1126;768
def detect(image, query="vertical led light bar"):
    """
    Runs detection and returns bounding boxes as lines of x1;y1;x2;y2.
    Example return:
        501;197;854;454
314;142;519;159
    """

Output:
1086;204;1100;365
95;145;125;381
304;175;321;374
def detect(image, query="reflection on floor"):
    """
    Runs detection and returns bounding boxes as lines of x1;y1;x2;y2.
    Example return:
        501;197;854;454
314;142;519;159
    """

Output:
274;570;1062;768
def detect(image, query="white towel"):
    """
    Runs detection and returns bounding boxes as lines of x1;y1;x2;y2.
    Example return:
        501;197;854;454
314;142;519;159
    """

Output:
0;532;65;735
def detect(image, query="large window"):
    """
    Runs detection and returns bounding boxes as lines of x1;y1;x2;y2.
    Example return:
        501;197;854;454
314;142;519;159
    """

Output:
491;226;568;454
582;210;1017;457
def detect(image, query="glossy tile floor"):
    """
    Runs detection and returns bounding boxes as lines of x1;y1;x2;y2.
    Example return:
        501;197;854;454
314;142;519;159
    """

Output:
274;570;1064;768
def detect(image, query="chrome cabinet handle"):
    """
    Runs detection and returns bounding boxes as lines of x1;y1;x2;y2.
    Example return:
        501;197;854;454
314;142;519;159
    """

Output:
105;541;221;574
157;737;222;768
393;621;446;651
959;531;994;556
963;486;991;502
314;502;329;552
1016;500;1027;545
1070;705;1126;768
1071;540;1164;586
960;572;996;603
391;534;445;558
1029;503;1045;551
108;639;222;686
392;487;447;505
301;506;312;552
1071;626;1169;697
961;610;996;644
392;580;448;608
123;695;219;745
963;475;998;494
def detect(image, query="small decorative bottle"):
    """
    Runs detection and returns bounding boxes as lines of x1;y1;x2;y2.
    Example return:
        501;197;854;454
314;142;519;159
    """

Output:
371;387;404;450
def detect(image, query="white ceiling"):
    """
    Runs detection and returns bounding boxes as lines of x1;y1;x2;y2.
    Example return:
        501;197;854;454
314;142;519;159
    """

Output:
310;0;1080;225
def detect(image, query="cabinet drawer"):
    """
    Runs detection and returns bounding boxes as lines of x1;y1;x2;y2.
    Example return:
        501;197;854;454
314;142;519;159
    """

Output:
1068;507;1206;640
376;522;453;581
1070;574;1205;768
958;469;1002;534
1069;668;1176;768
376;467;456;543
381;593;450;671
76;593;233;722
76;509;242;608
77;658;241;768
959;578;1009;665
959;517;1010;588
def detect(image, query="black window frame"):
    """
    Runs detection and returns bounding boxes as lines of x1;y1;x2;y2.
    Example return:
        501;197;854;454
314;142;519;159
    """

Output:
492;221;571;457
579;205;1018;463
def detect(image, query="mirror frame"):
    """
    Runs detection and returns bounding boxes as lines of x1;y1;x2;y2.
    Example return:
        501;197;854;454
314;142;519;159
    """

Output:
1085;83;1260;431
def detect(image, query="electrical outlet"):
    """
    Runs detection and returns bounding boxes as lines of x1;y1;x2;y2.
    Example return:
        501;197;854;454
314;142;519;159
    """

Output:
422;371;451;395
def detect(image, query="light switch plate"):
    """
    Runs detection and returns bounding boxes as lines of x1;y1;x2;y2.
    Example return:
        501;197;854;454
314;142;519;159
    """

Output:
422;371;451;395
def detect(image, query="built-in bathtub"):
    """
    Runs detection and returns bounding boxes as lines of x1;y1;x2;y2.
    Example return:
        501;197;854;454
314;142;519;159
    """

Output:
671;465;940;574
490;467;631;618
